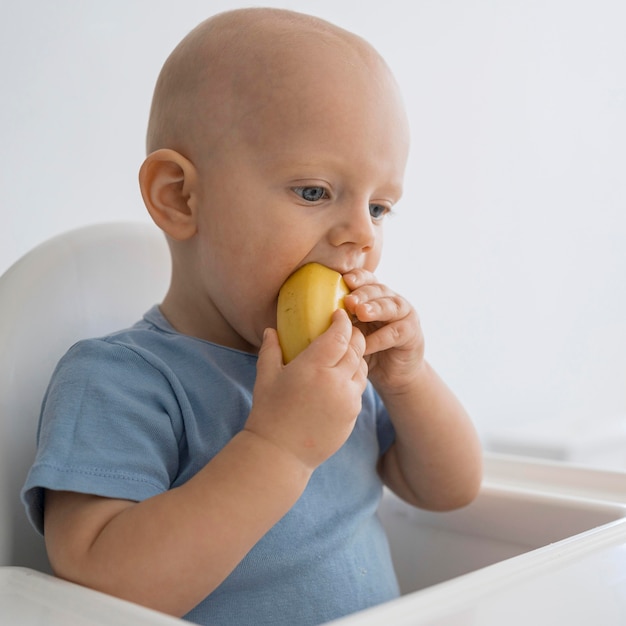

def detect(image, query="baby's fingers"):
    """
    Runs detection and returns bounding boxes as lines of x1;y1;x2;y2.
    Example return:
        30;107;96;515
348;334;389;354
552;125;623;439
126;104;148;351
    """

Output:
333;317;368;392
303;309;356;367
353;341;369;384
342;320;367;376
349;292;411;324
362;320;403;355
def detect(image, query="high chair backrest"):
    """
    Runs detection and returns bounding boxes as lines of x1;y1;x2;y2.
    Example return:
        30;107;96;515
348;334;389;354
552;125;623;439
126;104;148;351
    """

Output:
0;222;170;571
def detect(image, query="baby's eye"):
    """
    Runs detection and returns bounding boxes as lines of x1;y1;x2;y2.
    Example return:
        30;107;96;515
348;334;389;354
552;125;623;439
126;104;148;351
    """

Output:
369;203;389;220
293;186;328;202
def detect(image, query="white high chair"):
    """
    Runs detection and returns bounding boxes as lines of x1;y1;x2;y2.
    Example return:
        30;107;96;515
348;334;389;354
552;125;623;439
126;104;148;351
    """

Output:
0;222;170;571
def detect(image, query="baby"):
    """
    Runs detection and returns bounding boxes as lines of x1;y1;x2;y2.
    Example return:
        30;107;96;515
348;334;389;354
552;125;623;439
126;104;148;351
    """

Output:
22;8;482;625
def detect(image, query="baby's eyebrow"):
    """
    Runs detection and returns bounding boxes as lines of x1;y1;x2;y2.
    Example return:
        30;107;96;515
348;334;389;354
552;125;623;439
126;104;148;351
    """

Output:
374;181;404;203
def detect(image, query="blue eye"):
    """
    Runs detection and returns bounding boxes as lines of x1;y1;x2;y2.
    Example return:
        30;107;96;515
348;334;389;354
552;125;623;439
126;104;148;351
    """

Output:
293;186;327;202
369;204;388;220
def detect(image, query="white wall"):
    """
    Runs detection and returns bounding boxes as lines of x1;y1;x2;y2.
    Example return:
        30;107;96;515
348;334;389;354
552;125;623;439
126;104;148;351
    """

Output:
2;0;625;440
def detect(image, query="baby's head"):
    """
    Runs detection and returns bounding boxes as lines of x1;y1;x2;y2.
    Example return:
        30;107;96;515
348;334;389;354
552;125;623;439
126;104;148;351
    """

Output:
139;8;409;350
144;8;405;166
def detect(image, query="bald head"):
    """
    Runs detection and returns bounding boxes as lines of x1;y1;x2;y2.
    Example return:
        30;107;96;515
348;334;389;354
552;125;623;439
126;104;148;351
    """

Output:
145;8;398;160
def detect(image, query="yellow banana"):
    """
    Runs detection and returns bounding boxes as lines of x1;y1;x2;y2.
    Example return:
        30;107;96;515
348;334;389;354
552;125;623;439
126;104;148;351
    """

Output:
277;263;350;363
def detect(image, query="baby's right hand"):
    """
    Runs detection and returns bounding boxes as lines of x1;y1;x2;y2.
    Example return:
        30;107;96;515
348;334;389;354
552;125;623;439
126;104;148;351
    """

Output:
245;309;368;470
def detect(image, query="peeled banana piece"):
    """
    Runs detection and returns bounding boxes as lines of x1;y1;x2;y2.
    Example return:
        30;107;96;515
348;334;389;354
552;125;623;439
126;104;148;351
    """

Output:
277;263;350;363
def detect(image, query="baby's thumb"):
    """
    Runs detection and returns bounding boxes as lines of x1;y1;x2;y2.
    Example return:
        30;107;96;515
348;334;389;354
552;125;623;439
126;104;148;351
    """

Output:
257;328;284;370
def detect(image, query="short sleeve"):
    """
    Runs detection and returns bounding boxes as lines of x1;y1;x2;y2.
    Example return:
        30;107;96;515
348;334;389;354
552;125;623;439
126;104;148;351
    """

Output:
21;339;184;534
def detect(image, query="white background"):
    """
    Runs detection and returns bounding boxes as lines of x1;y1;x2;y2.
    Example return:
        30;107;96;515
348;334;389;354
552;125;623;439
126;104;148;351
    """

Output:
2;0;625;442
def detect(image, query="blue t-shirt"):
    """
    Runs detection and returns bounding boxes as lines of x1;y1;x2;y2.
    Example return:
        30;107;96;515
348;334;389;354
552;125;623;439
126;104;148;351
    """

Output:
22;306;399;625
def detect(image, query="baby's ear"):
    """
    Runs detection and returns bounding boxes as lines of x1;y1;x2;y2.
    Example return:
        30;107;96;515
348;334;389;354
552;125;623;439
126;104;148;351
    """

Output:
139;149;199;240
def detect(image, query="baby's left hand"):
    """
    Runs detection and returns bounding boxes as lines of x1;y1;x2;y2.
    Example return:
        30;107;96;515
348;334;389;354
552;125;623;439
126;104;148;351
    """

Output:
342;269;424;394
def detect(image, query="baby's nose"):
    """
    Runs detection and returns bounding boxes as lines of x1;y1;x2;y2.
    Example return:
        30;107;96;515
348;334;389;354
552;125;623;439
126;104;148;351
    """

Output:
328;201;377;252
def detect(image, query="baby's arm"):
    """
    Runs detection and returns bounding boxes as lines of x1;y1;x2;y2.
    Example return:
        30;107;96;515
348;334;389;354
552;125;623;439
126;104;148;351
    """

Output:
343;270;483;511
375;362;483;510
44;310;367;617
